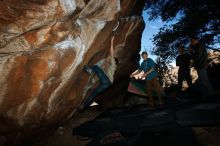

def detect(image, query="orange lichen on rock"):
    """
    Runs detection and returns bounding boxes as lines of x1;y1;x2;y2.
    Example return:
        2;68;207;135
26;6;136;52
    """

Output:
0;0;146;145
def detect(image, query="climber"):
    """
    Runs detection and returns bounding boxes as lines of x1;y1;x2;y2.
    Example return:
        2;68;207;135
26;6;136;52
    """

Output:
79;36;119;111
176;44;192;91
130;51;164;107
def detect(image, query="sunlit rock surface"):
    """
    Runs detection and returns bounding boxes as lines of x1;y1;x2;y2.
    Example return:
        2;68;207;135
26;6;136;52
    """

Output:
0;0;145;144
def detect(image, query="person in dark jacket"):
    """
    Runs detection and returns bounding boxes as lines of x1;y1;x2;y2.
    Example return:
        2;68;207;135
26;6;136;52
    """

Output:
176;45;192;90
190;37;213;97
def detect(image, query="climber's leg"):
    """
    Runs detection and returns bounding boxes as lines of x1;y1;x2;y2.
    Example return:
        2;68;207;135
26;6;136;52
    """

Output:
91;65;111;85
79;65;111;110
84;65;111;84
81;82;110;109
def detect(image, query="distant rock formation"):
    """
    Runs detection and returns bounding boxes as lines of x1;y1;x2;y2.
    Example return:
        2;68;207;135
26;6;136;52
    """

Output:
0;0;145;145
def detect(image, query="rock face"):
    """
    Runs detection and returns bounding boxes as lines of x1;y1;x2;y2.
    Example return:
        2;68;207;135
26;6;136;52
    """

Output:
0;0;145;144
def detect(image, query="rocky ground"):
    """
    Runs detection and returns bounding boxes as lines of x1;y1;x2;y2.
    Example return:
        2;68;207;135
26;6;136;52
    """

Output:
33;106;103;146
32;104;220;146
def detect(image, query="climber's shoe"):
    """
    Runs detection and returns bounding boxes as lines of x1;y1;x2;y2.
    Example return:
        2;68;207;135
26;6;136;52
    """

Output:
83;65;93;74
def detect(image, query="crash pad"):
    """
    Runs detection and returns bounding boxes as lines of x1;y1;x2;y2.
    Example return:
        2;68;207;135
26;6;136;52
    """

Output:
127;80;157;97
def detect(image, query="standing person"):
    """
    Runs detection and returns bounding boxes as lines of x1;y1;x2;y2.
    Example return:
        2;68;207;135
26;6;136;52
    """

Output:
190;37;213;97
176;45;192;91
130;52;163;107
79;36;119;111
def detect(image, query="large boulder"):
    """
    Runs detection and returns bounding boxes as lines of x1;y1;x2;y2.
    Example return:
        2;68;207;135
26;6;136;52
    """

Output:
0;0;145;144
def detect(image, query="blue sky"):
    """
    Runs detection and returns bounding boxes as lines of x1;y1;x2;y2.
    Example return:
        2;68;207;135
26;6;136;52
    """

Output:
141;10;165;60
141;10;180;61
140;10;183;66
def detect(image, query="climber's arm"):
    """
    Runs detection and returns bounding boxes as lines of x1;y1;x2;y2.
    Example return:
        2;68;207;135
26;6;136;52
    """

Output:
110;36;114;58
130;63;143;78
130;70;142;78
142;68;154;78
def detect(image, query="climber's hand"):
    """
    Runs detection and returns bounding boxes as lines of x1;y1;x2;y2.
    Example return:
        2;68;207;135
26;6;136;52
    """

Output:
130;74;134;78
